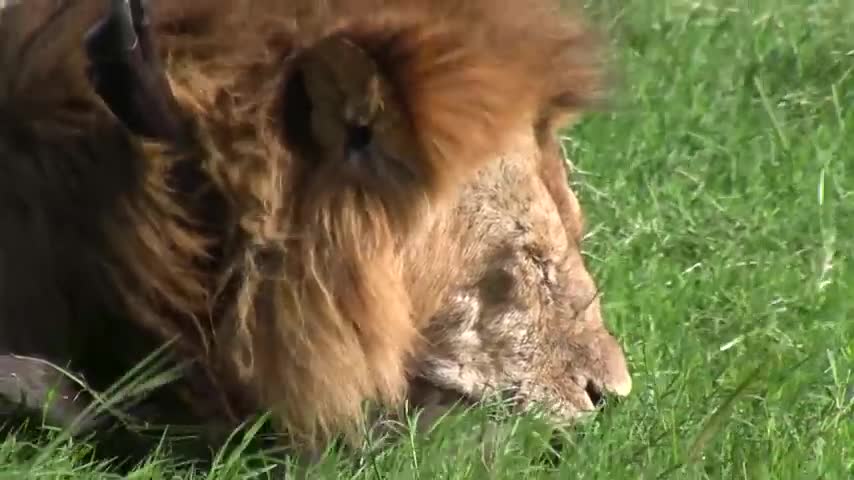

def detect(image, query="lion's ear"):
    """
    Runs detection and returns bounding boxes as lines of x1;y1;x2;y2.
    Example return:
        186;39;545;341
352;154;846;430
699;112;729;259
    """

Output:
281;36;417;172
300;37;382;151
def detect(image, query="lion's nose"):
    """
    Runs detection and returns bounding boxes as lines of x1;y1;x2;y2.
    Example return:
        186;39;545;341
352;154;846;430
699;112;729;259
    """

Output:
575;297;632;399
596;331;632;398
569;327;632;410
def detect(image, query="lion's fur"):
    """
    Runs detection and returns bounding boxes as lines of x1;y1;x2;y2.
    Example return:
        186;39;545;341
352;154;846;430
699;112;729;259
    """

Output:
0;0;608;448
0;0;209;370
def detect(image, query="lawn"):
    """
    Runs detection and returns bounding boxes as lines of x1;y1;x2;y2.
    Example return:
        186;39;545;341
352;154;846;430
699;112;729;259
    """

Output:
2;0;852;478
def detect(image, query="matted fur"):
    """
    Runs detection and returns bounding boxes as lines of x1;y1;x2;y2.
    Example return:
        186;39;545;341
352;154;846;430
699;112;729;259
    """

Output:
0;0;610;448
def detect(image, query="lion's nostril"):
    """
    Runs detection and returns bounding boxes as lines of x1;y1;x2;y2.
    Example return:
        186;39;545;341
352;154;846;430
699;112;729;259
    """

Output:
584;381;606;408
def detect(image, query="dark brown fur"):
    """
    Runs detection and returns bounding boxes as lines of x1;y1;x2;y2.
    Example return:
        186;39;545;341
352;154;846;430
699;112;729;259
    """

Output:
0;0;629;457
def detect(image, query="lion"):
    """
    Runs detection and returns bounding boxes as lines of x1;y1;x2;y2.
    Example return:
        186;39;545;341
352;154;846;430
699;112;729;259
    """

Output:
0;0;631;461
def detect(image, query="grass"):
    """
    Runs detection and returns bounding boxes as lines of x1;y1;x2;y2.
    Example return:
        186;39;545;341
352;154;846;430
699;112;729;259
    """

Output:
2;0;853;478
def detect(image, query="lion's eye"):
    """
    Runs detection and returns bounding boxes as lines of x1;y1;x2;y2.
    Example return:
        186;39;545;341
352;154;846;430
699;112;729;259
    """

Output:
541;260;558;289
524;246;559;289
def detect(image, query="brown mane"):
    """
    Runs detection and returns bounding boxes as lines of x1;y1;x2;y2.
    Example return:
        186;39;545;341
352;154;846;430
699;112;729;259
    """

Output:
0;0;606;448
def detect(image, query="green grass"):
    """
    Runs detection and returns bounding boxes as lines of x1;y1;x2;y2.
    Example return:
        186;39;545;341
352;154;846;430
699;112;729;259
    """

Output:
3;0;853;477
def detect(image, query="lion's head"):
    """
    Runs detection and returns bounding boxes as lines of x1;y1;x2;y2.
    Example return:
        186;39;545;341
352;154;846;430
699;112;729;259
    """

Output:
405;129;632;424
0;0;632;454
148;0;633;445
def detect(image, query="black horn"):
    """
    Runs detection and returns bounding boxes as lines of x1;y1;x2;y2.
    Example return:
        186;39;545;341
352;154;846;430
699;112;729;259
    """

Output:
85;0;185;142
